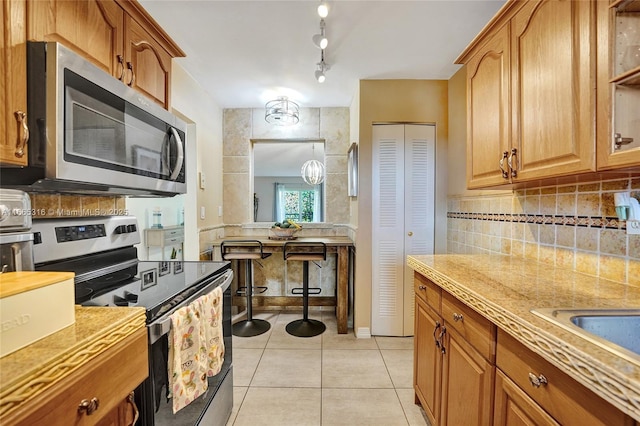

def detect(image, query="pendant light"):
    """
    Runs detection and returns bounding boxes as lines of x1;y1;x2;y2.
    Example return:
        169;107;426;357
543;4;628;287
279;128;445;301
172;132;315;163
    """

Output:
265;96;300;126
301;143;325;185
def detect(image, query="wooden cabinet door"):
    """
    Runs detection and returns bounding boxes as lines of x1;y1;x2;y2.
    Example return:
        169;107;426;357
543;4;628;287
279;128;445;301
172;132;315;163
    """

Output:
494;370;559;426
1;0;28;166
466;22;511;189
440;326;494;426
414;298;442;426
124;15;171;108
511;0;595;180
28;0;124;76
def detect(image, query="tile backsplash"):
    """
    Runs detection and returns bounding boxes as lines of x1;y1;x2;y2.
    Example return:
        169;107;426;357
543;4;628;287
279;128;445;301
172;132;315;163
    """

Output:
447;178;640;286
29;194;127;218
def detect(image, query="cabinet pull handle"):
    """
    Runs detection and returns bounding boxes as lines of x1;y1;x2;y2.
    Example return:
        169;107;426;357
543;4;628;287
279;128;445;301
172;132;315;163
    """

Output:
117;55;126;81
418;285;426;290
439;326;446;354
452;313;464;322
14;111;29;158
433;321;441;348
127;391;139;425
126;62;136;86
614;133;634;150
499;151;509;178
508;148;517;177
528;372;548;388
78;397;100;415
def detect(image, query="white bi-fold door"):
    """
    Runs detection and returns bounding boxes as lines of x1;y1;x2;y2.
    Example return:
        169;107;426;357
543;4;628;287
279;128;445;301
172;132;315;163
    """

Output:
372;124;435;336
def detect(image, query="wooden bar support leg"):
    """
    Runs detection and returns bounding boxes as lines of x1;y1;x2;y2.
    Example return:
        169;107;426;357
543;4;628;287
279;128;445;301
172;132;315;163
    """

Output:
337;246;348;334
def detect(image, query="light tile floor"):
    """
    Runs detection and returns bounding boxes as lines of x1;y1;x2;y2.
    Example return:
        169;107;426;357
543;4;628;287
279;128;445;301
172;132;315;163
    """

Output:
227;310;430;426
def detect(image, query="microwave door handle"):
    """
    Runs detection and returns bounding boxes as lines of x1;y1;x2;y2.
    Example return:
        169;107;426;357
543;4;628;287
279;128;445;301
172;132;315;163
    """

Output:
168;127;184;181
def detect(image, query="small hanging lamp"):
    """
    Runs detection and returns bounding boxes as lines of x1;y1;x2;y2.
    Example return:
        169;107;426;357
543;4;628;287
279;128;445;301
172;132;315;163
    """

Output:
301;143;325;185
265;96;300;126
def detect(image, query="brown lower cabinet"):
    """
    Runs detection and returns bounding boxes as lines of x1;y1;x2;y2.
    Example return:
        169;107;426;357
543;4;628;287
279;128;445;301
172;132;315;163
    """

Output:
414;274;496;426
414;273;638;426
4;328;148;426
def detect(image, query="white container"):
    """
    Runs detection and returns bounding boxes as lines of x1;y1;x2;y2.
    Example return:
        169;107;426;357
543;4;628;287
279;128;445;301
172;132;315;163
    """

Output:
0;271;75;357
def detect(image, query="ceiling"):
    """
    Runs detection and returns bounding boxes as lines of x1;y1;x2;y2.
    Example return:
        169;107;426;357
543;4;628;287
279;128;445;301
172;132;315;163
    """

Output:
139;0;506;109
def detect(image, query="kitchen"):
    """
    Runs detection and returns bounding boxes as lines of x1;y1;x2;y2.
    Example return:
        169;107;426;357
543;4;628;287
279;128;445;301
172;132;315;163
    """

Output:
1;0;640;425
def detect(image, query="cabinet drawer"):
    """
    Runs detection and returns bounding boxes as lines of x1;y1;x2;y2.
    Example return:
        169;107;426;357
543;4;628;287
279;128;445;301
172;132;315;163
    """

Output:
496;329;633;426
414;272;441;313
7;327;148;426
146;226;184;246
441;290;495;361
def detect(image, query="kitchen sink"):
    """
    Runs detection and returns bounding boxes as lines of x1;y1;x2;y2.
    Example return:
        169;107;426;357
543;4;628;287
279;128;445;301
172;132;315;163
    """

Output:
530;308;640;364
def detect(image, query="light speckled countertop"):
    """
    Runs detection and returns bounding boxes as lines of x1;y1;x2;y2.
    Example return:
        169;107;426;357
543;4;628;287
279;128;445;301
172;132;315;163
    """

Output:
0;306;146;417
407;254;640;422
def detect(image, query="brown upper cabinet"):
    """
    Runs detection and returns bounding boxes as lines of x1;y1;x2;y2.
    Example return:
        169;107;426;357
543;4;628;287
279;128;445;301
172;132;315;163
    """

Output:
457;0;609;189
597;0;640;170
28;0;184;109
1;0;29;166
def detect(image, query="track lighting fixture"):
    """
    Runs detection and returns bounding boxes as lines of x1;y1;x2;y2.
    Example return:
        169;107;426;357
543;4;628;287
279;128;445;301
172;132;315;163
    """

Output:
312;19;328;49
317;2;329;18
315;51;329;83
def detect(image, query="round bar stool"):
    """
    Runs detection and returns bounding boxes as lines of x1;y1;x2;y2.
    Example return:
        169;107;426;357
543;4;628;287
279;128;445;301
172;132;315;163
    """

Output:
221;240;272;337
283;241;327;337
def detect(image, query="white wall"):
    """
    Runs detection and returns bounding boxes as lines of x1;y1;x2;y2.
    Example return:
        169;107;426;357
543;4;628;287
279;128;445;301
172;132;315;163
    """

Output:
127;63;224;260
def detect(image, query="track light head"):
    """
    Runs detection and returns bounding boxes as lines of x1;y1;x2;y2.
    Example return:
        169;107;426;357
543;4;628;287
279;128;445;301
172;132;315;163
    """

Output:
315;69;326;83
312;34;328;49
317;2;329;18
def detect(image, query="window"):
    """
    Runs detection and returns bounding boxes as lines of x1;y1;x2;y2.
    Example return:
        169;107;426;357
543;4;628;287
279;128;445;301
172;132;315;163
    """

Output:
275;183;322;223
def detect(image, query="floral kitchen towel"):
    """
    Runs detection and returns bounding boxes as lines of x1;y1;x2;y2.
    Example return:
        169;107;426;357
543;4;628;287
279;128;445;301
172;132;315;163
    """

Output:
200;286;225;377
167;300;208;414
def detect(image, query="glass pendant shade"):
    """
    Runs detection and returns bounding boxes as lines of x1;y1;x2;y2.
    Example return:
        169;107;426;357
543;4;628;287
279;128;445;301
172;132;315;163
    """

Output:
301;159;325;185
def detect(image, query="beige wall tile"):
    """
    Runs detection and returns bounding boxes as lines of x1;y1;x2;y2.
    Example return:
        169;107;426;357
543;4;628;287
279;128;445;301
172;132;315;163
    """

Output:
539;195;556;215
556;225;575;248
628;260;640;287
555;248;575;270
602;179;629;191
576;227;598;252
599;255;626;283
599;229;627;257
576;193;600;217
556;194;576;216
575;251;598;276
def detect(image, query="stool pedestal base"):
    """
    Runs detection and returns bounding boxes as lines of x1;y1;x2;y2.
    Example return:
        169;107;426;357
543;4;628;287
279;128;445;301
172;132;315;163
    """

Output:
285;319;326;338
233;319;271;337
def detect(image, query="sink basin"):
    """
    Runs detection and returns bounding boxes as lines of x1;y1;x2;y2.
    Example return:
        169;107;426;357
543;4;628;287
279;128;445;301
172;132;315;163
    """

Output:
530;308;640;364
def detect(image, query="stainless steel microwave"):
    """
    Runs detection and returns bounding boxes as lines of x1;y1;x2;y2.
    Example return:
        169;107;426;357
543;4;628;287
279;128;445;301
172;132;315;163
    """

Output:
1;42;186;197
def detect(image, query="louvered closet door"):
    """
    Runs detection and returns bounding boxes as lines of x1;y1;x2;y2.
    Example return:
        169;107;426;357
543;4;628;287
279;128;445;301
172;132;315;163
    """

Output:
372;124;435;336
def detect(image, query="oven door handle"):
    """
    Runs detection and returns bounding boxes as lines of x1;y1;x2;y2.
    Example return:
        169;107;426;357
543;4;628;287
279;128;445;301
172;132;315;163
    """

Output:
148;269;233;344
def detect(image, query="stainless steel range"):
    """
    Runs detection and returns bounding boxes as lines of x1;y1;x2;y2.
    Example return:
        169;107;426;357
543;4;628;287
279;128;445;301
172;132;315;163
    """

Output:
32;216;234;426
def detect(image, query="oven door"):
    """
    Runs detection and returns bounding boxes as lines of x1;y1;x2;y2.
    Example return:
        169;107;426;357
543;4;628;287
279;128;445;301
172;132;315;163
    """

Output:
139;269;233;426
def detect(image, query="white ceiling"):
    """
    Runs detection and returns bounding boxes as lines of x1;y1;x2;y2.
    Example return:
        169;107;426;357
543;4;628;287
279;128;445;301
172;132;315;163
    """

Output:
139;0;506;109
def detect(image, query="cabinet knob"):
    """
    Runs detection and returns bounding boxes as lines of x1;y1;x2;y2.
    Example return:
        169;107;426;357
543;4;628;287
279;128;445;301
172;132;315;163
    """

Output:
407;231;413;236
78;397;100;415
528;372;548;388
452;313;464;322
418;285;426;290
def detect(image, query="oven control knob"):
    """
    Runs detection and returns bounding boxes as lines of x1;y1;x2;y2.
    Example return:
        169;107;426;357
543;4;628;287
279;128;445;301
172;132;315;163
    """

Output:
114;225;127;234
127;224;137;233
113;295;129;307
124;291;139;303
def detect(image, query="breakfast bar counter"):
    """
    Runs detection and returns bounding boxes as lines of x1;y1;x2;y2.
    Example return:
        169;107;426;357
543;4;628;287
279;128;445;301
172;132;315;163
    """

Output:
212;236;354;334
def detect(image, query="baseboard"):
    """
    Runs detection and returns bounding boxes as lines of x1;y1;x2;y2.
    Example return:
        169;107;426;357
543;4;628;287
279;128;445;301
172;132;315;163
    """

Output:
355;327;371;339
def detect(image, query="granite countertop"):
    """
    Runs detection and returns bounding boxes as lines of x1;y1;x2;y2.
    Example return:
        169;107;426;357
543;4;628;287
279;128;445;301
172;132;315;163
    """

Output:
0;306;146;417
407;254;640;422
